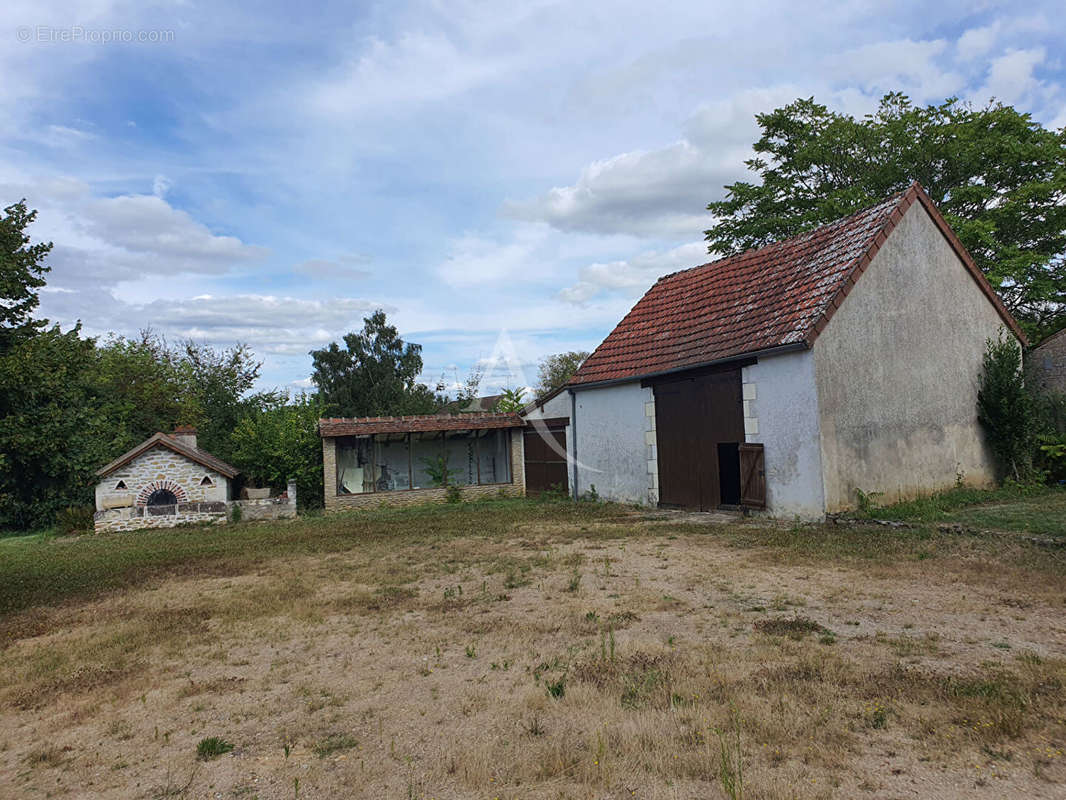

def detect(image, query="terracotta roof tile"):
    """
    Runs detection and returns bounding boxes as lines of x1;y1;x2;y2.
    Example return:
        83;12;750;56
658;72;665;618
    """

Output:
318;413;523;437
569;183;1023;386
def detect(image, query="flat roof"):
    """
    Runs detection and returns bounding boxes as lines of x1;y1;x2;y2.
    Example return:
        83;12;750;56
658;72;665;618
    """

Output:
319;413;523;437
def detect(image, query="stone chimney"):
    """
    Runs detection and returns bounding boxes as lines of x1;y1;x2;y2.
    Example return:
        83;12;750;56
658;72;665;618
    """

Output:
172;426;198;449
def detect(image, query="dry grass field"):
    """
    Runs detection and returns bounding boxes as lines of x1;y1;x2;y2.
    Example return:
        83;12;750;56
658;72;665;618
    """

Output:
2;495;1065;799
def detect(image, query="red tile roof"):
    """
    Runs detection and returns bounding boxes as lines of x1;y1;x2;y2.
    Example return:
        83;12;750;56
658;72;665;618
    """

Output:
96;432;240;479
569;183;1024;387
318;413;524;437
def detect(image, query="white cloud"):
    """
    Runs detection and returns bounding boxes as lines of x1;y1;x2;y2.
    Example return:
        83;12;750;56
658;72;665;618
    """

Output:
436;224;552;287
39;288;383;355
507;86;805;239
0;175;268;294
42;124;96;149
507;140;734;239
558;241;706;304
308;31;512;118
978;47;1048;107
826;39;962;99
152;174;172;198
957;22;1001;62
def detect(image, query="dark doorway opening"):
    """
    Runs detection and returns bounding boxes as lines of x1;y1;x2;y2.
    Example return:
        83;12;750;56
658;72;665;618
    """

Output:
146;489;178;506
717;443;741;506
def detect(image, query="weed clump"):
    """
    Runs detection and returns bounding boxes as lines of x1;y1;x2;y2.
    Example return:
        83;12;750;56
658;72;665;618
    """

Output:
753;615;829;640
196;736;233;760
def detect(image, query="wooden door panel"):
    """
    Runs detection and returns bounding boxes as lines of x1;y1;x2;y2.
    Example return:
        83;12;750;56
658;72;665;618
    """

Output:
524;428;568;495
739;443;765;508
654;368;744;511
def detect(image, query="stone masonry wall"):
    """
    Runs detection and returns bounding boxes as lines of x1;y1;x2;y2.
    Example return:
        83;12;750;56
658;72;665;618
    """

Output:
95;444;229;512
94;492;298;534
1029;330;1066;396
324;428;525;512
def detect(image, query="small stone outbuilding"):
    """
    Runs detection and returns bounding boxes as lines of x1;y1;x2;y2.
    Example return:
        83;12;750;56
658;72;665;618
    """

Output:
93;427;239;533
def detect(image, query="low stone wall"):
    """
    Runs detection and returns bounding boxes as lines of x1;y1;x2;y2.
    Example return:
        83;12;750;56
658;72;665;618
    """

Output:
94;502;227;533
234;497;299;521
327;482;523;512
94;484;298;534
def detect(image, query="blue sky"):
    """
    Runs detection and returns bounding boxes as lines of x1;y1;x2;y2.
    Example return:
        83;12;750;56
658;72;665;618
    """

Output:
3;1;1064;394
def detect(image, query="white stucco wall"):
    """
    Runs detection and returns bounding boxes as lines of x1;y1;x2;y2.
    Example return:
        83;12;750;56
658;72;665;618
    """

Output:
571;381;656;505
522;390;572;422
813;201;1010;511
741;350;826;519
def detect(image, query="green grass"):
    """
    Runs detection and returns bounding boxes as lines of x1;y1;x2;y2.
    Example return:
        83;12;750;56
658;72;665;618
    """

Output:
0;497;620;619
944;494;1066;536
859;484;1066;536
196;736;234;760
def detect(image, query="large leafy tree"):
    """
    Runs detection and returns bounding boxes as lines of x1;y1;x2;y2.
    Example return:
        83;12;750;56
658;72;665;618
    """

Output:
0;200;53;352
178;339;274;461
95;331;190;456
705;94;1066;339
310;310;437;417
536;351;589;399
0;325;106;529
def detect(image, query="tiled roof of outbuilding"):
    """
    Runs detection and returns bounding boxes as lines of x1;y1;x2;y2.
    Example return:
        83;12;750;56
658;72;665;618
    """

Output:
569;183;1024;387
318;413;524;437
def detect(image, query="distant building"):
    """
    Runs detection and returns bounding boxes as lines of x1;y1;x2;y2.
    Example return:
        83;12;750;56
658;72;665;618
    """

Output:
1028;328;1066;395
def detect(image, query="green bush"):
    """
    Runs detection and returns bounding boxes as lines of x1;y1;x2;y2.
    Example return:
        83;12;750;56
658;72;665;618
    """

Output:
977;333;1038;482
1037;434;1066;483
55;506;95;536
229;393;324;510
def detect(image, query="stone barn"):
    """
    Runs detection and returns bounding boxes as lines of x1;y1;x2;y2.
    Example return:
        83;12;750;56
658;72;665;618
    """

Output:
1028;327;1066;396
564;183;1026;518
93;427;239;532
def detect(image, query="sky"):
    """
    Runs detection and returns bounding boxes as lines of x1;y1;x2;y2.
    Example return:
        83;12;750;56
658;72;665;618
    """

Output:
2;1;1064;395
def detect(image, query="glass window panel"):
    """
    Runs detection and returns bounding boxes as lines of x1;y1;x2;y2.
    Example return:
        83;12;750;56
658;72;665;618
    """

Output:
337;436;375;494
443;430;476;486
476;429;511;484
411;431;444;489
374;433;411;492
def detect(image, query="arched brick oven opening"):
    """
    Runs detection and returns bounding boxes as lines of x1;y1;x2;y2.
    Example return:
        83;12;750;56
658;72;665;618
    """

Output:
146;488;178;506
137;480;188;507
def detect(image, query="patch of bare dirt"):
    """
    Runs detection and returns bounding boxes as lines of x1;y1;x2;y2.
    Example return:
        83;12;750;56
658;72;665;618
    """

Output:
1;520;1064;799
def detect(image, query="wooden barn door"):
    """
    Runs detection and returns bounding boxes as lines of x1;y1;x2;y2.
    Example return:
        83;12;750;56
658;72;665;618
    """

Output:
739;443;766;508
523;420;569;495
653;368;744;511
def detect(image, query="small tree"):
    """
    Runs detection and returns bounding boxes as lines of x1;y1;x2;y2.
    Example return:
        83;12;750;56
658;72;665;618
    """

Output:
310;310;437;417
496;387;526;412
977;332;1037;481
229;394;324;509
536;352;588;399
